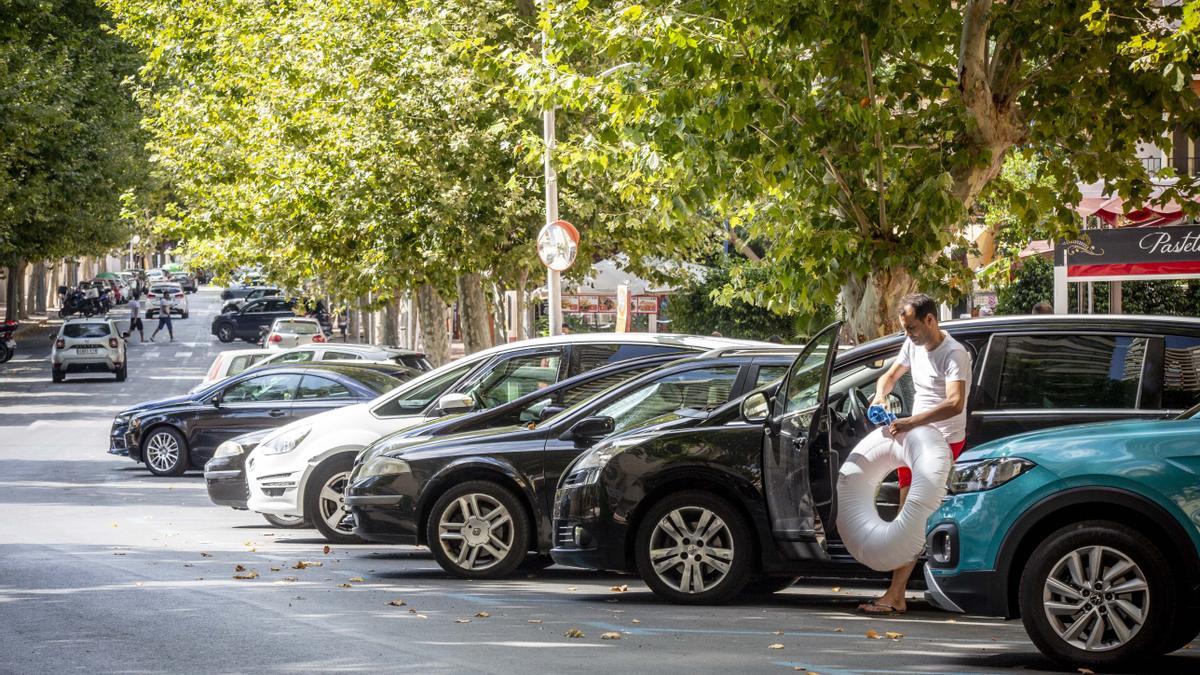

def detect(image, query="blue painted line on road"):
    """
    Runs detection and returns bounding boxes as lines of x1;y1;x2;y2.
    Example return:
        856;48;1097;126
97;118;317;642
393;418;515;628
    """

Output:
583;621;1029;646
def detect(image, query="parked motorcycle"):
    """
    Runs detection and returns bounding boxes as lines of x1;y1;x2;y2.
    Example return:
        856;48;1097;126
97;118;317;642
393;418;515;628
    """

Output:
58;288;95;318
0;320;17;363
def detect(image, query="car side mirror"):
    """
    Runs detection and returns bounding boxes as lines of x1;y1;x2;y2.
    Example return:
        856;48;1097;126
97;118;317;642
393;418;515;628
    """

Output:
741;392;770;424
564;416;615;442
436;392;475;415
539;405;565;421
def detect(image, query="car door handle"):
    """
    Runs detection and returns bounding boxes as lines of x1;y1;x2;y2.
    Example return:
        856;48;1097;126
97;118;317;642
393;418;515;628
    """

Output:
268;409;286;417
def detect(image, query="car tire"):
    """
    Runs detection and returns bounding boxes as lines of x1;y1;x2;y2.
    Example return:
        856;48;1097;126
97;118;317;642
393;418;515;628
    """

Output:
1019;520;1174;669
426;480;531;579
742;576;799;596
263;513;309;529
142;426;189;477
0;345;11;363
181;311;188;319
519;554;555;572
635;490;753;604
305;455;363;544
115;363;127;382
216;324;235;343
52;369;64;383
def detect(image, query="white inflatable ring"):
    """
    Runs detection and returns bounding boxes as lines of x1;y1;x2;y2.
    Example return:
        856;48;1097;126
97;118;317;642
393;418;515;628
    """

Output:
835;426;953;572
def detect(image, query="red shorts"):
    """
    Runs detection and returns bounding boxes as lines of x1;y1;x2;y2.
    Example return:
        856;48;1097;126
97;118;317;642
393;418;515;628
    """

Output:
897;439;966;489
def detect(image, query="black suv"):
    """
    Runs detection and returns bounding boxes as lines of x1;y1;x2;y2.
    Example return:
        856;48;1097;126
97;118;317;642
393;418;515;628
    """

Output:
211;296;295;343
550;315;1200;603
220;286;281;315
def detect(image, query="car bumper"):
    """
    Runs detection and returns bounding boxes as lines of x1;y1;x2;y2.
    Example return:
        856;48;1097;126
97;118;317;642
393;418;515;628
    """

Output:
205;455;249;509
57;357;118;373
108;429;136;456
244;451;306;516
346;473;421;545
924;565;1010;616
548;483;631;572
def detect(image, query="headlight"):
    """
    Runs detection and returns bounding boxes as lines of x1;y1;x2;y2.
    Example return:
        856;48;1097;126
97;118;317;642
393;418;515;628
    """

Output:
259;425;311;456
562;435;647;487
129;417;142;429
113;414;130;426
213;440;244;459
947;457;1035;494
357;456;412;480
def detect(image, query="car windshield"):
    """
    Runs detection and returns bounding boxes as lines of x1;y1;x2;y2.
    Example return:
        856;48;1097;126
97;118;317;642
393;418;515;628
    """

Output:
1180;402;1200;420
346;369;403;394
151;286;180;295
274;320;321;334
63;323;111;338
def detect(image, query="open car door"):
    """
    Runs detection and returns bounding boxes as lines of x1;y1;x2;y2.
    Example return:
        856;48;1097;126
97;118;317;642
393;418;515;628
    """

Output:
762;321;842;560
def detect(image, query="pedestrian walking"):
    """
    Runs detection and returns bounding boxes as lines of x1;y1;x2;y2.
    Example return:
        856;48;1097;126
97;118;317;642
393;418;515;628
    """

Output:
858;293;971;615
150;294;173;342
127;293;145;341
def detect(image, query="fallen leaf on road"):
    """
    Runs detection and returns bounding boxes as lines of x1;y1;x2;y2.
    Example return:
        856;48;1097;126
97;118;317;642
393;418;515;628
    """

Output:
884;632;904;640
386;599;406;606
610;584;629;592
233;570;259;580
566;586;577;591
631;619;640;624
528;619;543;624
111;523;118;528
414;614;427;619
183;564;193;567
601;632;621;640
833;627;844;633
564;629;585;638
831;586;841;592
270;567;281;572
113;552;126;556
247;548;256;552
323;545;331;555
242;541;253;547
337;583;351;588
865;629;881;639
293;561;321;569
772;630;784;635
945;619;957;623
234;564;246;572
454;619;471;624
1078;670;1095;675
281;577;298;582
475;611;490;618
349;577;365;582
200;552;212;558
768;643;784;650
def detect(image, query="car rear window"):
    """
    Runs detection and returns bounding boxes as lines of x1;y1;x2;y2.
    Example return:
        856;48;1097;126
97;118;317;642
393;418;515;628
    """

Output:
345;368;402;394
1162;335;1200;410
151;285;181;295
63;323;111;338
275;320;321;334
996;335;1146;409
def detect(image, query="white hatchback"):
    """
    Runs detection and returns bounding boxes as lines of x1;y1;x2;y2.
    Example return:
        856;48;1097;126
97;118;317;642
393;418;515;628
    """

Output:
264;317;326;350
245;333;769;543
145;283;189;319
192;348;273;392
51;318;127;383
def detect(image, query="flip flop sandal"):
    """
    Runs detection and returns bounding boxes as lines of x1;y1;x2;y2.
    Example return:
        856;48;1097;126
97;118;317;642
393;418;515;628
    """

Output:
858;602;906;615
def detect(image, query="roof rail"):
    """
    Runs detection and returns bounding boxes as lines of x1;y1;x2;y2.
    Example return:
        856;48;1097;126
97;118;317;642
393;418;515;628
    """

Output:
698;345;805;359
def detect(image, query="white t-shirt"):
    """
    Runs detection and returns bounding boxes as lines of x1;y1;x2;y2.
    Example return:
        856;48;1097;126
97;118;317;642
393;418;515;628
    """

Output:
896;332;972;443
128;299;141;318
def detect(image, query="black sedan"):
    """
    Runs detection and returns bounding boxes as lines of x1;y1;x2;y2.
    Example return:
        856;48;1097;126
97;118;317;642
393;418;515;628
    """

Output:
220;286;281;314
112;363;406;476
346;350;796;579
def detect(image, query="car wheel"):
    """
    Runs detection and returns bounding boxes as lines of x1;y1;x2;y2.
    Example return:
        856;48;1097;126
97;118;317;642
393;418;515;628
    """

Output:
142;426;188;477
305;455;362;544
742;576;799;596
115;363;127;382
0;345;13;364
1019;520;1174;669
181;311;188;319
263;513;309;529
635;490;753;604
216;324;235;343
51;369;64;383
426;480;530;579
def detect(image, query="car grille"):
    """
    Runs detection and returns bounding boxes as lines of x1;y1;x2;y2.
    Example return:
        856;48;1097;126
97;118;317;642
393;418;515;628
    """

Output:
554;521;576;548
74;344;106;350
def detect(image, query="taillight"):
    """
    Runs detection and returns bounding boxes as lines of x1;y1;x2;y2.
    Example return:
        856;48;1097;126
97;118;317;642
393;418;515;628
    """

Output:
147;293;155;298
55;338;65;349
109;338;118;348
206;355;223;380
269;334;283;343
313;334;326;343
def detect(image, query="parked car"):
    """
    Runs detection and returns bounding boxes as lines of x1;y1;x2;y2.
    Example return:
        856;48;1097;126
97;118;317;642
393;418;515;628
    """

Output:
222;281;271;300
145;283;189;319
204;430;304;528
923;403;1200;669
172;271;198;293
220;287;282;314
347;349;798;575
110;363;405;476
244;333;769;543
549;315;1200;603
210;297;295;343
263;317;326;350
252;344;432;372
51;318;128;383
192;348;274;392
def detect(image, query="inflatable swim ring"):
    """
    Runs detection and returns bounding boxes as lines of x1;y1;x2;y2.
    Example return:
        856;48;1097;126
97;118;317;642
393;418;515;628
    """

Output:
835;425;953;572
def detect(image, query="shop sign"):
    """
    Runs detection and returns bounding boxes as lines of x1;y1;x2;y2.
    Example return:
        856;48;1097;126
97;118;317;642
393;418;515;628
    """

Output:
1056;224;1200;280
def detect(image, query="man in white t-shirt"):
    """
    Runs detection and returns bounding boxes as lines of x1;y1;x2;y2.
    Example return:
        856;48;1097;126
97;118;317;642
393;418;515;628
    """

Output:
859;293;972;615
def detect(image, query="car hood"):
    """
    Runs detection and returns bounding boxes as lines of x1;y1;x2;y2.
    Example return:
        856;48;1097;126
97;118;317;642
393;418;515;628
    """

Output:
381;424;530;461
119;394;198;417
960;417;1200;463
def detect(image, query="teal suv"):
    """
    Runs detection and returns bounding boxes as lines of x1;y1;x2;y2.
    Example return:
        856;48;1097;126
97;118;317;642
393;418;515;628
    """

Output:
924;404;1200;668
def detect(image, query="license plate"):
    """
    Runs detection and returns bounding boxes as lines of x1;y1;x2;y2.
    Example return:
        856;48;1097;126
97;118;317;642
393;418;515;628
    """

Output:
77;348;98;354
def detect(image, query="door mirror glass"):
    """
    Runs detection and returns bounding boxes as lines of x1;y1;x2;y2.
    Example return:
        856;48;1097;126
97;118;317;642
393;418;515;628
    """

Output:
741;392;770;424
565;416;615;441
436;392;475;414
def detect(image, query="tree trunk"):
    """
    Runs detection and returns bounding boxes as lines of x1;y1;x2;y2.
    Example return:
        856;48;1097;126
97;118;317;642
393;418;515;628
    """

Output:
33;262;47;313
14;261;28;320
515;269;528;342
49;262;61;310
382;291;400;346
838;266;918;343
417;283;451;367
456;273;492;355
3;264;19;323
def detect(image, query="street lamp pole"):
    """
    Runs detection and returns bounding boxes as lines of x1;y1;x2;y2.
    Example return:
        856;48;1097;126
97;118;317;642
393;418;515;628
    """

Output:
129;234;141;270
542;21;562;336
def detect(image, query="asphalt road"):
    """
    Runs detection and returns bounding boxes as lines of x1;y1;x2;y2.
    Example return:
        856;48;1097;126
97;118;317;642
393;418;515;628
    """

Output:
1;289;1196;674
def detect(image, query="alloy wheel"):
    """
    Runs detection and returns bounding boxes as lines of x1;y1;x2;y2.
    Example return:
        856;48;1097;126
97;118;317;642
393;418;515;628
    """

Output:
647;506;735;594
145;432;180;473
317;471;354;534
436;494;515;571
1043;545;1149;652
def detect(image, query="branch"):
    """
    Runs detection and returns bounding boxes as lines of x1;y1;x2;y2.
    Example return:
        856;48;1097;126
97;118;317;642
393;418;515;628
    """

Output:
861;33;887;234
729;231;762;262
818;149;874;236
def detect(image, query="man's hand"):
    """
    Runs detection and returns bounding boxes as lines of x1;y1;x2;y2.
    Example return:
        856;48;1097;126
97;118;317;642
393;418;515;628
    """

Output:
888;417;917;436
